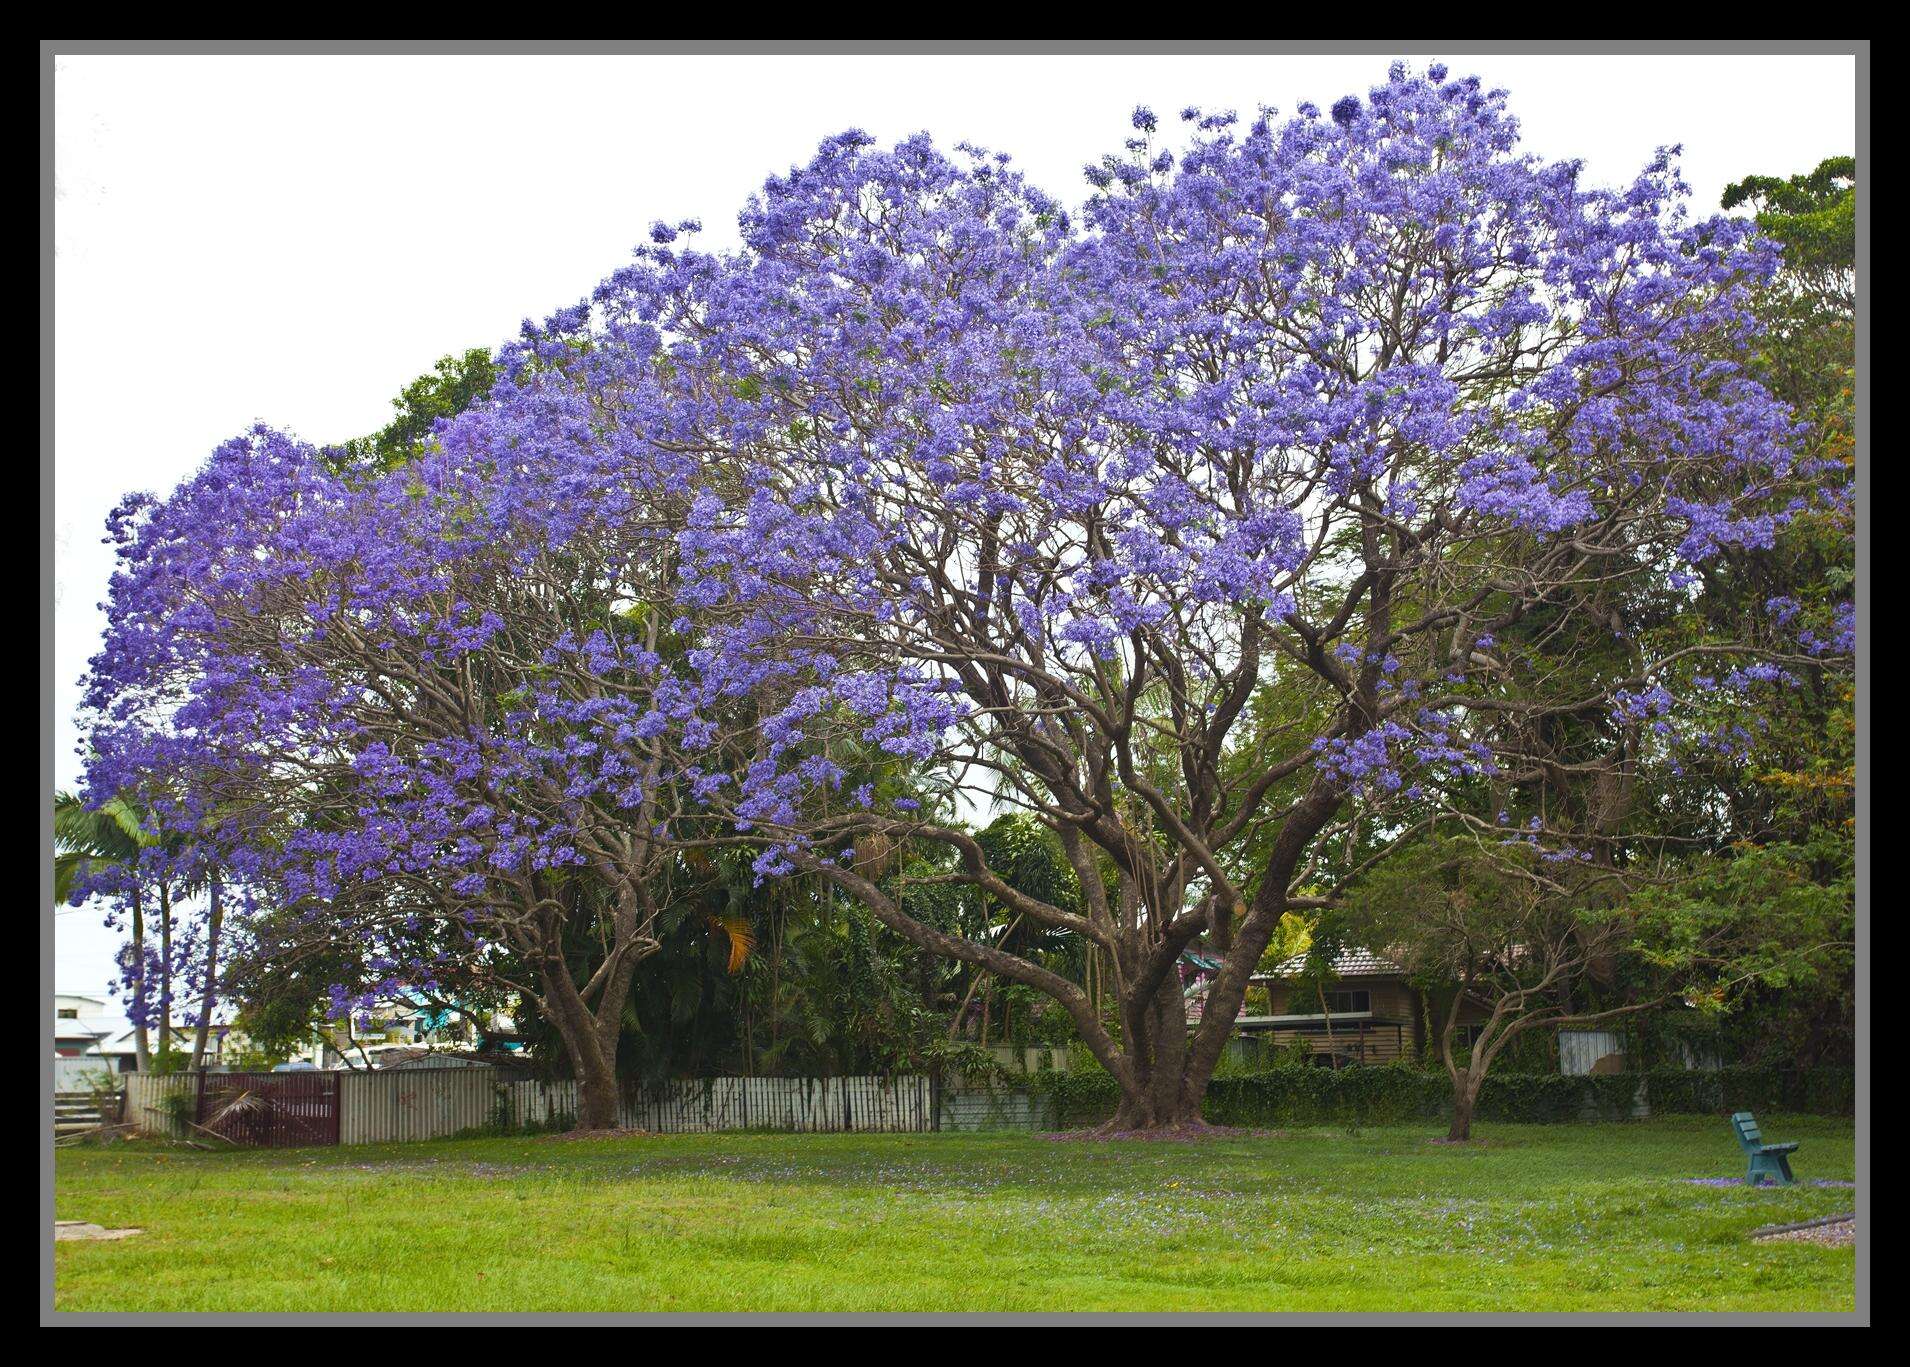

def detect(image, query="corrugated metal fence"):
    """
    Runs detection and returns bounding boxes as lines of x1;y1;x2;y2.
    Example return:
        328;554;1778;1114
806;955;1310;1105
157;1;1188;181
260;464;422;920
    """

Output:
1558;1030;1627;1075
124;1073;198;1137
339;1069;502;1144
53;1057;121;1092
126;1069;935;1146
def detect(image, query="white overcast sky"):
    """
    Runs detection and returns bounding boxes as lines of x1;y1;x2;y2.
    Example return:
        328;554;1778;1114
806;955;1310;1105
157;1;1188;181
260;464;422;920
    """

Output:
51;52;1857;1006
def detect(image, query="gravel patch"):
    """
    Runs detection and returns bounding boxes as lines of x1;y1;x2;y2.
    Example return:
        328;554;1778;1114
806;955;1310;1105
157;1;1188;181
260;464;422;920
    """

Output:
1755;1215;1855;1247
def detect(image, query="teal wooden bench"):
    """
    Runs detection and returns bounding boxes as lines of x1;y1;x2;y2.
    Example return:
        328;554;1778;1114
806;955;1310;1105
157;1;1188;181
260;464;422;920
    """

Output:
1731;1111;1798;1186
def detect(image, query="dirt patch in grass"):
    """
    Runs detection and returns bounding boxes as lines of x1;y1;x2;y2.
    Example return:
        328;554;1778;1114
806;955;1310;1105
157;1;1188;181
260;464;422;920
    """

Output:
534;1127;655;1142
55;1221;143;1242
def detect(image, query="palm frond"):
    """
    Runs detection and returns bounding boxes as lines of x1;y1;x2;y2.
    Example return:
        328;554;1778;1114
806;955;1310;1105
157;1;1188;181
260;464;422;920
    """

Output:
708;914;756;975
53;790;154;865
53;851;95;907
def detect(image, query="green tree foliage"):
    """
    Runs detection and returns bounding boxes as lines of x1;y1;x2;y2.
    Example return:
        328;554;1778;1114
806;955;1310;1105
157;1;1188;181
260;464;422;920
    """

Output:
1721;155;1855;293
1348;837;1704;1138
329;347;497;472
1654;154;1859;1064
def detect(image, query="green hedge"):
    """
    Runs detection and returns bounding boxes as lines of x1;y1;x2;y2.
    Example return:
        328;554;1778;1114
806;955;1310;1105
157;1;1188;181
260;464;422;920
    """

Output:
1643;1066;1855;1116
1033;1063;1854;1129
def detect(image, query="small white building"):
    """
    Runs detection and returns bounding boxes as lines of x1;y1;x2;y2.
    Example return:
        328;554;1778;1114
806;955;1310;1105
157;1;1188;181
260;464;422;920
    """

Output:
54;993;114;1059
101;1022;235;1068
58;991;241;1072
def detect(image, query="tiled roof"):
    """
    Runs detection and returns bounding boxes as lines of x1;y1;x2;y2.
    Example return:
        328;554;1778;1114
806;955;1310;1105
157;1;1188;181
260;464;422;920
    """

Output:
1255;946;1404;980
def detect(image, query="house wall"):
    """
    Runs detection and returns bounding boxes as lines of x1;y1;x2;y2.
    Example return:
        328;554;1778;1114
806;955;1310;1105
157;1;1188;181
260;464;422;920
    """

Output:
1257;1018;1417;1064
1254;977;1493;1065
1264;977;1419;1020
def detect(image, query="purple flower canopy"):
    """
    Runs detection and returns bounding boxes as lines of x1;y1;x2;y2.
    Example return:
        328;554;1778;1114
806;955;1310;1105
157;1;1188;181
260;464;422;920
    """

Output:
76;64;1849;1016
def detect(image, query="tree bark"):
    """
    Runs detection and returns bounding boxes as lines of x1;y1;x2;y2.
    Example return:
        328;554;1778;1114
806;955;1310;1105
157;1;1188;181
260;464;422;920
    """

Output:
130;885;152;1071
1177;777;1348;1110
190;871;224;1072
1103;972;1203;1131
1439;983;1487;1141
157;883;174;1067
573;1037;622;1130
538;956;628;1131
1447;1070;1482;1142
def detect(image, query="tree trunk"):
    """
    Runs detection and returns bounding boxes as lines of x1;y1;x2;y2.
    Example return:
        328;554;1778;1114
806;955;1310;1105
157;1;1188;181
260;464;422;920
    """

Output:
1174;777;1349;1122
190;872;225;1072
1103;973;1203;1132
1447;1069;1483;1142
130;885;151;1071
1439;985;1488;1141
573;1037;623;1131
158;883;174;1067
538;960;627;1132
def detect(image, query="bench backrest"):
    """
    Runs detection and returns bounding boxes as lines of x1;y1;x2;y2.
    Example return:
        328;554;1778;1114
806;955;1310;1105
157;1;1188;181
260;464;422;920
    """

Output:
1731;1111;1762;1150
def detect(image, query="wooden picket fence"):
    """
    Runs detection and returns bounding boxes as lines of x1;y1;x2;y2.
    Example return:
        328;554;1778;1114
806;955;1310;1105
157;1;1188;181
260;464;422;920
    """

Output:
508;1074;934;1134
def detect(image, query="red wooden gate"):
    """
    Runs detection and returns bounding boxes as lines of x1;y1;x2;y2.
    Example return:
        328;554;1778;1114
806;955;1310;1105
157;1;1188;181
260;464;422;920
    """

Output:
195;1072;341;1147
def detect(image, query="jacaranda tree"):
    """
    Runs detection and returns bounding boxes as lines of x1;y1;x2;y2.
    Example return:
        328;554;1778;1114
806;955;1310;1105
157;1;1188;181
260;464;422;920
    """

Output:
80;354;721;1122
591;66;1840;1129
78;64;1848;1131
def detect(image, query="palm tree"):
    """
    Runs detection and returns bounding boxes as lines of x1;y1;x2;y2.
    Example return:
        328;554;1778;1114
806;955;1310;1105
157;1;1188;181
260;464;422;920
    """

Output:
54;792;157;1069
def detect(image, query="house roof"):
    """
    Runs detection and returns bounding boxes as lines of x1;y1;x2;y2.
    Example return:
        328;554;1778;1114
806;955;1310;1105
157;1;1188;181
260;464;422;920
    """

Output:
1254;947;1405;981
369;1046;518;1070
110;1023;230;1045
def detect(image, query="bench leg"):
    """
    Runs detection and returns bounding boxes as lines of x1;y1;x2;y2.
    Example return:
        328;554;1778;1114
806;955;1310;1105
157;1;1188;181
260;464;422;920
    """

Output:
1776;1154;1795;1185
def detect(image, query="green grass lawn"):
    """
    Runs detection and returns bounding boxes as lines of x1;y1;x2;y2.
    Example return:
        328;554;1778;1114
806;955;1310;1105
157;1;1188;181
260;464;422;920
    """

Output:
53;1114;1856;1313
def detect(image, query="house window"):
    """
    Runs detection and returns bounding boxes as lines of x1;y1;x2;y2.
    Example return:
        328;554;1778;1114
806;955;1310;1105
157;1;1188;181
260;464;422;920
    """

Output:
58;1008;79;1020
1453;1024;1485;1048
1319;990;1370;1014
